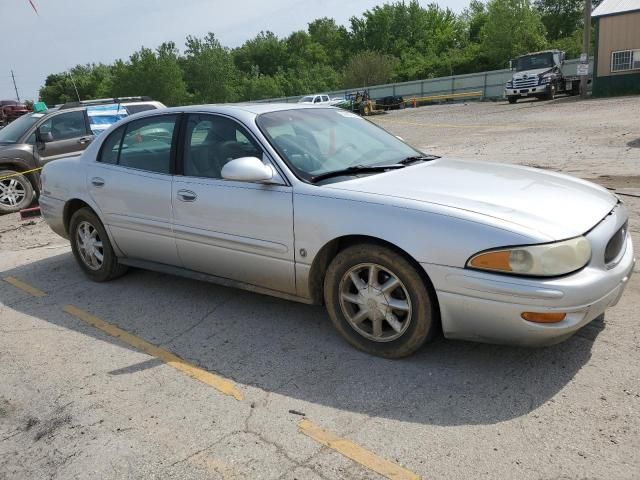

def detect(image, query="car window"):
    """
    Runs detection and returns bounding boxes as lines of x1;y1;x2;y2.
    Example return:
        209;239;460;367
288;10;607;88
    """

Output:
117;114;178;174
183;114;263;179
322;96;329;102
98;125;126;165
39;111;87;141
125;104;157;115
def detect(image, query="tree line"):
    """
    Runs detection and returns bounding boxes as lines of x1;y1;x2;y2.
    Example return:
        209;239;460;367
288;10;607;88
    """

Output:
39;0;592;106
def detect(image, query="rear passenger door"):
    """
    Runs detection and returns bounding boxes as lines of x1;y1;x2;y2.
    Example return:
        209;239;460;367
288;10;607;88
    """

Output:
87;113;180;266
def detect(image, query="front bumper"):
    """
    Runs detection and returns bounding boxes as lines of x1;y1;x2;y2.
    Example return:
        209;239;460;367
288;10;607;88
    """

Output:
505;84;549;97
423;205;635;346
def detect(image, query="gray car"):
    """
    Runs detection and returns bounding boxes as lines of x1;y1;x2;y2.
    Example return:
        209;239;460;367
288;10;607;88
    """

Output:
39;104;635;357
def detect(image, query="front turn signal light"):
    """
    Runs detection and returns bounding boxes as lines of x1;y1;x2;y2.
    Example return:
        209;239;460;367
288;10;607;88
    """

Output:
521;312;566;323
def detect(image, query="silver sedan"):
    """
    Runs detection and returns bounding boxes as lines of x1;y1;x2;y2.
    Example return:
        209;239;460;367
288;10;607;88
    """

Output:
39;104;635;357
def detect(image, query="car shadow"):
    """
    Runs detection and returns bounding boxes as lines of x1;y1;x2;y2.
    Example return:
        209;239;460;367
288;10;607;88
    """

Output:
1;252;602;427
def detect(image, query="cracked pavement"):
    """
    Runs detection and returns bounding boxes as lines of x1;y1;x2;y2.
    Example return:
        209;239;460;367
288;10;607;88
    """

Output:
1;96;640;479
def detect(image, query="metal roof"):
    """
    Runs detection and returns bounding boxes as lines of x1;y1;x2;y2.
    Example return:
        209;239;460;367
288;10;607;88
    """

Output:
592;0;640;17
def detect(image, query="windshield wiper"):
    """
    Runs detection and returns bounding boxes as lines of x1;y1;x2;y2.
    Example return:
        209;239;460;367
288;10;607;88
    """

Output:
310;164;405;183
397;154;440;165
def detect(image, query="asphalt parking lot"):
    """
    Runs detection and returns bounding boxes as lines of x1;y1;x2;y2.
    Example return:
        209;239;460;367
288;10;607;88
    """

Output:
1;96;639;480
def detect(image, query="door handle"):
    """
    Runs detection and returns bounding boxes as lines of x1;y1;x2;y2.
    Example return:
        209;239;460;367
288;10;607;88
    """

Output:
77;137;92;145
177;189;197;202
91;177;105;187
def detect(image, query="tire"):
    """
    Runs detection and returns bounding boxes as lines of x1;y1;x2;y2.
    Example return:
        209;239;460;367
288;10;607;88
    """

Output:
69;207;128;282
0;170;35;214
324;243;437;358
507;96;517;104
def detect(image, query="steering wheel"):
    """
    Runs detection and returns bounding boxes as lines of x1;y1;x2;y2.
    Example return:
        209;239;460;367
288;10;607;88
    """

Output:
275;134;324;171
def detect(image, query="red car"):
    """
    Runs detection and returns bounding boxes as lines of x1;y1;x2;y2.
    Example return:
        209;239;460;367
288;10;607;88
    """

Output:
0;100;31;126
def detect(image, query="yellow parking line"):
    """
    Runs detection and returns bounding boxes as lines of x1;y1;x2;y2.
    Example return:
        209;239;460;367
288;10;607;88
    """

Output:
3;276;47;297
298;419;421;480
63;305;243;401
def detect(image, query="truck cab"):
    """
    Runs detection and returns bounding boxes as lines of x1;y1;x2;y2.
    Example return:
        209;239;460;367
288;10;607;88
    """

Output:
505;50;579;103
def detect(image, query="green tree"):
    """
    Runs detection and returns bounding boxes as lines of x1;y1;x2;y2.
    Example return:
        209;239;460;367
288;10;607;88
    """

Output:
233;31;289;76
534;0;583;41
480;0;547;68
183;33;240;103
111;42;190;106
343;50;397;88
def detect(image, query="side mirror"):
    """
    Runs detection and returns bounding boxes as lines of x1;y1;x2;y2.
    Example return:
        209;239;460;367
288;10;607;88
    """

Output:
37;130;54;143
509;60;514;71
221;157;274;183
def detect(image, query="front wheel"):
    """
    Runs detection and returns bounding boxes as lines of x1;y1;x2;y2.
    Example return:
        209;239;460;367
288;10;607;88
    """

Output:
507;96;518;104
0;170;35;214
69;207;128;282
545;84;556;100
324;244;437;358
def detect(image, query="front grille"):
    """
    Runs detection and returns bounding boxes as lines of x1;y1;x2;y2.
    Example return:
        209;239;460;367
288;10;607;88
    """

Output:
604;221;628;264
513;77;538;88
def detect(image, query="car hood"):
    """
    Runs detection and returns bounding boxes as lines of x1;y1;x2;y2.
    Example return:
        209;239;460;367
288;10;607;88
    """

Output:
323;159;617;239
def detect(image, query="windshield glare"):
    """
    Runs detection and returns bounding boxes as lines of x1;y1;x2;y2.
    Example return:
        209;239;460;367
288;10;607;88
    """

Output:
256;108;422;182
0;113;40;144
516;53;554;72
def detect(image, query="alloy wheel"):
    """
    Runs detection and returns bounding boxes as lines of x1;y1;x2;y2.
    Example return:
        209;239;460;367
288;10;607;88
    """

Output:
0;178;26;207
76;221;104;270
338;262;412;342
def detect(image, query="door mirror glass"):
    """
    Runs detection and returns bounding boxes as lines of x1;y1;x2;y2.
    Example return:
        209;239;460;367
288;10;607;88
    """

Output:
509;59;514;71
39;131;54;143
221;157;273;183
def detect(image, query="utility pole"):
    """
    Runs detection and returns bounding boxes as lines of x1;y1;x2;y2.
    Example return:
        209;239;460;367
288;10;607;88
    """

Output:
11;70;20;102
580;0;592;97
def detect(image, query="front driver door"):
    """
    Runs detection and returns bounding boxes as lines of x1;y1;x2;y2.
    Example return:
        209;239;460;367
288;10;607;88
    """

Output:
34;110;93;164
172;113;295;295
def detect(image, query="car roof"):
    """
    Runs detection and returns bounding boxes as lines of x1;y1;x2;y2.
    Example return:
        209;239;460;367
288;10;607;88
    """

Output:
160;103;330;116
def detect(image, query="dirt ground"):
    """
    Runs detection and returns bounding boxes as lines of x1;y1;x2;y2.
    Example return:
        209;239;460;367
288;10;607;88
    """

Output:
1;95;639;480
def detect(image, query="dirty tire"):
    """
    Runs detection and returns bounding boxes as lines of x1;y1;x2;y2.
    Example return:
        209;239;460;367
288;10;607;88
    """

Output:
546;84;556;100
324;243;436;358
0;170;34;214
507;96;517;104
69;207;128;282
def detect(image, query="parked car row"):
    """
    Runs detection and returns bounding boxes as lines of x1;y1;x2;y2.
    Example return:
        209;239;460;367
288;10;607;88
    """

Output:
36;103;634;358
0;97;164;213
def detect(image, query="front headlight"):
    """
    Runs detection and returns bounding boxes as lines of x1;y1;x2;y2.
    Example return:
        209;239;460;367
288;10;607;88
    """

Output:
506;81;513;87
540;76;551;84
467;236;591;277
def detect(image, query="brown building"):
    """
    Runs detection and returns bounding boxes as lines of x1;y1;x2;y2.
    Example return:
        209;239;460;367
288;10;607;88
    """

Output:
592;0;640;96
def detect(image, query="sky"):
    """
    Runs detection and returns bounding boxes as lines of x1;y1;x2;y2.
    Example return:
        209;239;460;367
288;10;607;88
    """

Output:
0;0;470;101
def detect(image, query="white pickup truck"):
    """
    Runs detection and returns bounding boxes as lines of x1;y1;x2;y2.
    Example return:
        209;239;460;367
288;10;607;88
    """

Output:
297;94;333;105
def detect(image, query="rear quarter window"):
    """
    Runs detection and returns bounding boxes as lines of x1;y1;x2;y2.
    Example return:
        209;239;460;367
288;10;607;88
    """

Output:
98;125;126;164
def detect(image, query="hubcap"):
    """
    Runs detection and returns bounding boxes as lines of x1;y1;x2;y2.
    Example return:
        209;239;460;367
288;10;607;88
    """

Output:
0;178;26;207
76;221;104;270
339;263;412;342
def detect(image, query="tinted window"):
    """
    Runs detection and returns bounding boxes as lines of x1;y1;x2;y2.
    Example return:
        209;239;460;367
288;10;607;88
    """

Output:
39;111;87;141
125;104;157;115
0;113;41;144
183;114;263;179
117;115;177;174
98;125;126;164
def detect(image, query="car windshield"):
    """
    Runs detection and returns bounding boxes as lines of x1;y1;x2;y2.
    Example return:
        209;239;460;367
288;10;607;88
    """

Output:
0;113;42;144
516;53;554;71
256;108;424;182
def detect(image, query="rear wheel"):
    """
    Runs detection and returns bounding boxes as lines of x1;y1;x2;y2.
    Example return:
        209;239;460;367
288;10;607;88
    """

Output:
324;244;437;358
0;170;34;214
69;207;128;282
